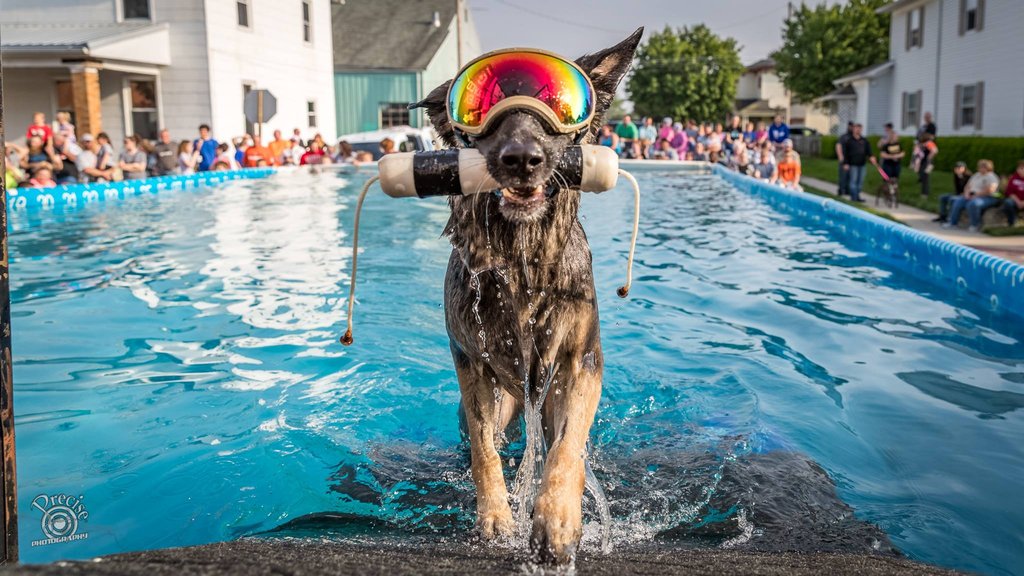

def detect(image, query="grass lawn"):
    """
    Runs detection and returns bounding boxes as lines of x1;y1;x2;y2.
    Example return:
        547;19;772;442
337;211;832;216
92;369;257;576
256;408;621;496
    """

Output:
801;156;1024;236
802;185;904;223
801;156;948;213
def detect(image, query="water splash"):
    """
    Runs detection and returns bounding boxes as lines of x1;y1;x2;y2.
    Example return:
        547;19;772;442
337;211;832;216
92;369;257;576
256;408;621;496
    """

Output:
510;362;555;534
583;458;612;554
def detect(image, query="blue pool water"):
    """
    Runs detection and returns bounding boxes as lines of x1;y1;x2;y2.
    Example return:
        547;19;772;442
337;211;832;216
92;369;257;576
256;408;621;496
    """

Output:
10;168;1024;575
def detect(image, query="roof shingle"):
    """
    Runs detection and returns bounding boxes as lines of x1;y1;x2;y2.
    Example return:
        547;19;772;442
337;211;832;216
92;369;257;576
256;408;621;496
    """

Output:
332;0;457;72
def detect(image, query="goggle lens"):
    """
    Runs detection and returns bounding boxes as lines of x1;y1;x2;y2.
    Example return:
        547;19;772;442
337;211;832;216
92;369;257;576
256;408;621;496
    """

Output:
448;51;594;132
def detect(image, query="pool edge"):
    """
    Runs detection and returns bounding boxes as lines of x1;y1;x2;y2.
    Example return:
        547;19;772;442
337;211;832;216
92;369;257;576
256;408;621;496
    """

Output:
6;168;276;214
708;164;1024;319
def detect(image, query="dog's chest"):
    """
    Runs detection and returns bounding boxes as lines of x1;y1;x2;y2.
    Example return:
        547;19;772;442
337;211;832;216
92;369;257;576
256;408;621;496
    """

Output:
468;268;556;343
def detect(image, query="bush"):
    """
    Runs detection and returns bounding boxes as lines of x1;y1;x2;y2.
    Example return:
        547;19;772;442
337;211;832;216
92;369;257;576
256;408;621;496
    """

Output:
815;135;1024;175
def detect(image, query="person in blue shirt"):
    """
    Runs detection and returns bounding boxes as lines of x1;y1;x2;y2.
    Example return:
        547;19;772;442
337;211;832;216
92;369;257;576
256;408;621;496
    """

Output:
193;124;219;171
767;115;790;144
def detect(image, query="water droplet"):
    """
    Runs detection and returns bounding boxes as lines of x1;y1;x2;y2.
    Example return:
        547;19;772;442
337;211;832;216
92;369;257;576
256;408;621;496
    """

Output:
528;318;536;325
481;352;490;359
540;290;546;297
545;329;552;335
554;389;561;395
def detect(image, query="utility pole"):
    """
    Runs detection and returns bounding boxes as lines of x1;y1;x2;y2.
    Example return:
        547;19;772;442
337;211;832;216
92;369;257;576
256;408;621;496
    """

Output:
0;57;20;565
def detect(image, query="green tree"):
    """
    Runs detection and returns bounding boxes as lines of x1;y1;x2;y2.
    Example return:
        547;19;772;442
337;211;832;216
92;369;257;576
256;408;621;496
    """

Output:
606;97;631;121
772;0;890;102
627;25;743;123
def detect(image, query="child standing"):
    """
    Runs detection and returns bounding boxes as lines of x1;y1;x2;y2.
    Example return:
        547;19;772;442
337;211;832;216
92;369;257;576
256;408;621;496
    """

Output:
55;111;77;145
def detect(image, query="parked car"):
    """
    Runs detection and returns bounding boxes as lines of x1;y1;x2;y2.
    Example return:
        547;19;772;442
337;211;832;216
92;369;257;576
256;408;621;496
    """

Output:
788;125;821;156
336;126;437;160
789;125;821;137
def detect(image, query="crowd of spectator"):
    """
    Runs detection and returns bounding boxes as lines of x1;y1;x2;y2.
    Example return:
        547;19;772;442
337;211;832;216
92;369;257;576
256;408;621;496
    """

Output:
597;114;805;191
829;110;1022;230
4;111;380;191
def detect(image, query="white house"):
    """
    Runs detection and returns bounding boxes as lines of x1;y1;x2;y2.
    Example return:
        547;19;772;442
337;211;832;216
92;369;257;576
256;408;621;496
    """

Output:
734;58;830;133
1;0;337;146
822;0;1024;136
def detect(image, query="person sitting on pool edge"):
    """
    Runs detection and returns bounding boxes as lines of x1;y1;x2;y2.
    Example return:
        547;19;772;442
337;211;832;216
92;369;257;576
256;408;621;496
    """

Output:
777;151;802;191
944;159;1000;232
1001;160;1024;227
933;161;971;223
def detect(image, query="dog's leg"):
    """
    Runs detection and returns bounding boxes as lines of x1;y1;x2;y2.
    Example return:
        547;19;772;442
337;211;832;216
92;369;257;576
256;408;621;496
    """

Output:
530;360;601;563
453;348;516;540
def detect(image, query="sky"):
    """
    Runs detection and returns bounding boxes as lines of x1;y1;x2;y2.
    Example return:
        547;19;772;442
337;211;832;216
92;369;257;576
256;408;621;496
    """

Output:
469;0;846;64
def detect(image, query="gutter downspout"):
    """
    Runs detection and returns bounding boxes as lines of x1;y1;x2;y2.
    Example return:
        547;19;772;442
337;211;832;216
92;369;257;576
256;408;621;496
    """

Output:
455;0;464;68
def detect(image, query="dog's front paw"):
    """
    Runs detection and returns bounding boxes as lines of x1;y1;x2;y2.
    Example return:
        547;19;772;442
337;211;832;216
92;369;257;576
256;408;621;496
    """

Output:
476;502;515;540
530;493;582;564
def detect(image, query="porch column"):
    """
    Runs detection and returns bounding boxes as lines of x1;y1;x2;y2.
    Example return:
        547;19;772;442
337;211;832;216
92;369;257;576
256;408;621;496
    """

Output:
69;62;102;137
0;57;20;564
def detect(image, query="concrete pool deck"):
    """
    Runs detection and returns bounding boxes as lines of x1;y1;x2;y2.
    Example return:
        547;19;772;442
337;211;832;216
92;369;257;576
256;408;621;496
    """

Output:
801;175;1024;264
0;538;962;575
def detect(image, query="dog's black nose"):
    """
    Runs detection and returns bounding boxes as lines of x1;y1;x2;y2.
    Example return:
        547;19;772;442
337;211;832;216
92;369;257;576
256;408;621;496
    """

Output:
499;141;545;174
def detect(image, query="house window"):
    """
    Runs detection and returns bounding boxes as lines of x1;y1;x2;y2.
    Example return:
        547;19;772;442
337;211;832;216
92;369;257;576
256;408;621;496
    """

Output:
122;0;150;19
379;103;410;129
129;80;159;140
302;0;313;43
237;0;251;28
901;90;921;130
955;83;984;130
307;101;317;128
906;8;923;49
960;0;984;34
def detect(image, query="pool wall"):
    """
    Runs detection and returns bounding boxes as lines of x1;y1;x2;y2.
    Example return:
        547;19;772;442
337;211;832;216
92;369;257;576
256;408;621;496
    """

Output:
713;165;1024;319
6;168;275;214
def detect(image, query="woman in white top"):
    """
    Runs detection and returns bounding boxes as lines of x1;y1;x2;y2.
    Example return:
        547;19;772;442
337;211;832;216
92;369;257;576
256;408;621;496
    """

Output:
177;140;200;174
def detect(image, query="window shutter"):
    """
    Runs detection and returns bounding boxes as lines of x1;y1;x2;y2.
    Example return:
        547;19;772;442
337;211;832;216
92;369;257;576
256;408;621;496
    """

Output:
977;0;985;31
901;92;908;129
975;82;984;130
905;11;912;50
958;0;966;35
953;85;962;130
919;8;924;46
921;89;929;126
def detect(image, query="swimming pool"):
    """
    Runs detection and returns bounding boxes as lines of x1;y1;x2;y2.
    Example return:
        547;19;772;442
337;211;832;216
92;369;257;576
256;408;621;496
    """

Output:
10;168;1024;575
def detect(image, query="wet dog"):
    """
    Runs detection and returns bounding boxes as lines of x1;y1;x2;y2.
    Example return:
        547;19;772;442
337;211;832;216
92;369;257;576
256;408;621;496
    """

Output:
411;29;642;563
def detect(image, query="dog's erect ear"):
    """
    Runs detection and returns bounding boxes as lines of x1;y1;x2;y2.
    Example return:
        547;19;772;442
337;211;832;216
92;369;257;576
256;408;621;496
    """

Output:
410;80;460;148
576;27;644;140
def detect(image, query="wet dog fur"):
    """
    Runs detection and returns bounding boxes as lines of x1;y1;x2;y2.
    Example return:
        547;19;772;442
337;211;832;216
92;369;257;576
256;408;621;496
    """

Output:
411;28;642;563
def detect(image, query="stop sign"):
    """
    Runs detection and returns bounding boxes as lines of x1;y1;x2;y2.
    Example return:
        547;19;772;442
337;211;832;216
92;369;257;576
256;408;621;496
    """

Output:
244;89;277;124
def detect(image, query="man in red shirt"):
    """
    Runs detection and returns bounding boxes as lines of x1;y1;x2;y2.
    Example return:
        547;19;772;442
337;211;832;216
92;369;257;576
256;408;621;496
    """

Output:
1002;160;1024;226
25;112;53;146
243;137;276;168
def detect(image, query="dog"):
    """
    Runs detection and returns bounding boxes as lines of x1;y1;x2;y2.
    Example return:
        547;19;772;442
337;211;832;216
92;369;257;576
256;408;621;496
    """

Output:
875;177;900;209
410;28;643;563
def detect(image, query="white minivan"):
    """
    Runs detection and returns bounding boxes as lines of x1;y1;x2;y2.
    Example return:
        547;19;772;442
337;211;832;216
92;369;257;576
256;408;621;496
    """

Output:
336;126;438;160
